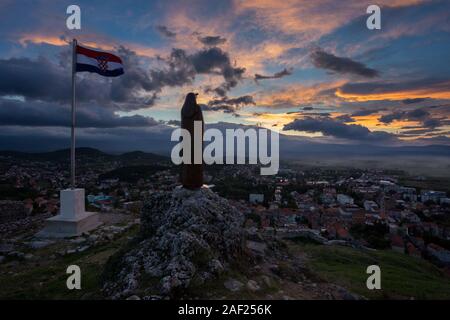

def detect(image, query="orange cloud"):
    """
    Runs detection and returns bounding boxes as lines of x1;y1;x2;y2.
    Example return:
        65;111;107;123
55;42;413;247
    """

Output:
335;87;450;102
19;35;66;47
18;34;160;58
255;80;345;108
233;0;427;39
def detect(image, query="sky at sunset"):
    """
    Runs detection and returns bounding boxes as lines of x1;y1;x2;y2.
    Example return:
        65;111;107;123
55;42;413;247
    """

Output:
0;0;449;150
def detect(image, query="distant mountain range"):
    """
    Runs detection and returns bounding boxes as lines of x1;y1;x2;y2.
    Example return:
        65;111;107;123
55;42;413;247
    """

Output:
1;122;449;158
0;147;168;163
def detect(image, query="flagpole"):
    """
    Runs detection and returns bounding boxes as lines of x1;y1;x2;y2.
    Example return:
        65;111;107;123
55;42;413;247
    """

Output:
71;39;77;189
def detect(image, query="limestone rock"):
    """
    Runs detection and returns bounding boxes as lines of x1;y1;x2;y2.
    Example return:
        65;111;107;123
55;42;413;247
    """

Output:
102;187;245;299
27;240;54;249
246;280;261;291
246;240;267;255
224;279;244;292
261;275;273;288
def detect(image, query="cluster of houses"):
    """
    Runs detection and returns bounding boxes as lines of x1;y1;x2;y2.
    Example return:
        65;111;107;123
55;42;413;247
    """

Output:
1;155;449;270
243;171;450;269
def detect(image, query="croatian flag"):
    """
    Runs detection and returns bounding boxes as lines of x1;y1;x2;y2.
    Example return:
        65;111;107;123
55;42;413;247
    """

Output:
76;45;124;77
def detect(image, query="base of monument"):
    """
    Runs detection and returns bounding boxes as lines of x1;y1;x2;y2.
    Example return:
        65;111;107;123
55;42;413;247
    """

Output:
36;211;102;238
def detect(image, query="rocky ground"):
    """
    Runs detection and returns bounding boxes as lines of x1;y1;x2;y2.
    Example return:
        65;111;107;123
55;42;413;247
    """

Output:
101;187;363;300
0;212;53;240
0;212;140;299
102;186;246;299
0;213;138;262
0;187;385;300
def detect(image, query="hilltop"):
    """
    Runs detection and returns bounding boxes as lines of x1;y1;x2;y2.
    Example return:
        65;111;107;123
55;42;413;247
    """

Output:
0;147;168;164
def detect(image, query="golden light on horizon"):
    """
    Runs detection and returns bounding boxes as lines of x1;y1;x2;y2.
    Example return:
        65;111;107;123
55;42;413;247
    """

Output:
335;87;450;102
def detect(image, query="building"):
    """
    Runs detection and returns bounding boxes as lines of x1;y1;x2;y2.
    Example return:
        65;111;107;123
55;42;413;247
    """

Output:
380;180;398;192
249;193;264;204
421;190;447;203
337;194;354;205
321;192;335;205
400;187;417;202
364;200;379;212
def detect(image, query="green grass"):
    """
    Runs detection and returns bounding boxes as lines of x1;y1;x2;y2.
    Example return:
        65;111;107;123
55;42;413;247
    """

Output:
290;242;450;299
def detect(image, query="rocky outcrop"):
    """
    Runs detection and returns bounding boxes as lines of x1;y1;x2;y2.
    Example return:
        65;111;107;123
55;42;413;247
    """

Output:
102;187;245;299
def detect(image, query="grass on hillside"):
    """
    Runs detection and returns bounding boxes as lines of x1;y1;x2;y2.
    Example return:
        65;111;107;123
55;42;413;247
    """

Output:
289;241;450;300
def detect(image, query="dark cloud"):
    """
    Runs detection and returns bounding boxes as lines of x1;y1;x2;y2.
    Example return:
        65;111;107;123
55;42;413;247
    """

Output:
0;45;247;113
157;47;246;97
400;128;435;135
201;95;255;114
301;112;331;117
334;114;354;123
414;135;450;145
379;108;446;129
151;49;196;88
311;49;379;78
156;25;176;38
109;46;160;109
190;47;245;92
197;35;226;46
166;120;181;126
338;78;450;96
402;98;428;104
254;68;293;81
0;41;249;125
303;106;314;111
0;43;250;148
284;117;395;142
351;109;384;117
422;118;442;128
206;86;228;97
379;109;430;124
207;95;255;108
0;57;106;103
407;109;430;119
201;104;235;113
0;98;159;128
0;52;155;111
379;112;403;124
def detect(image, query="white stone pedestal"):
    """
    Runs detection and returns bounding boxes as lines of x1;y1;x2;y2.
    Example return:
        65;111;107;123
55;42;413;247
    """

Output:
37;188;101;238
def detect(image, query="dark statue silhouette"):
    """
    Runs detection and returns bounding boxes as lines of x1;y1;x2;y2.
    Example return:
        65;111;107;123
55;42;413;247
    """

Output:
181;92;204;189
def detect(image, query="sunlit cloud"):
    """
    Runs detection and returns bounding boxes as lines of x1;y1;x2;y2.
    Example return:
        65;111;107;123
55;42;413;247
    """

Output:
336;86;450;102
18;33;160;58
